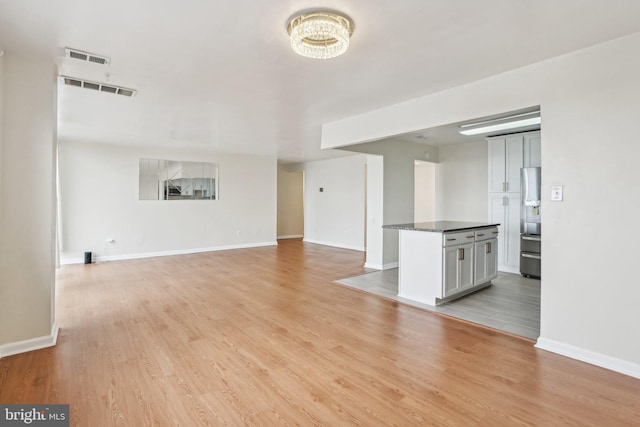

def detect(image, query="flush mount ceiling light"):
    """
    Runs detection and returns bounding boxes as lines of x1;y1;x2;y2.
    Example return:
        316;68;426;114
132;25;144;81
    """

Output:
287;10;354;59
459;110;541;136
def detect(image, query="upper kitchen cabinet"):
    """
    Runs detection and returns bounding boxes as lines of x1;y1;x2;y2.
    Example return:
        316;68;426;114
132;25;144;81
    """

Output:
523;131;541;168
488;135;524;193
488;131;541;193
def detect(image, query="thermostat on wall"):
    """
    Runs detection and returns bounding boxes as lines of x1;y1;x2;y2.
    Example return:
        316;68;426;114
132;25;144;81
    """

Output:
551;186;563;201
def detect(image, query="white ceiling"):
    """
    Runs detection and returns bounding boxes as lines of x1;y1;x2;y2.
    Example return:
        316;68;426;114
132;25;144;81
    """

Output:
1;1;640;163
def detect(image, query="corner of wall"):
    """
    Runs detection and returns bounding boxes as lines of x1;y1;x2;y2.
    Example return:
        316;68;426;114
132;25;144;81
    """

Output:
0;322;59;359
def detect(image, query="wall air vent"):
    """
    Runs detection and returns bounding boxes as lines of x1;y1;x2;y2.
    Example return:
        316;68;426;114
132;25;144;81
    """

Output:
64;47;111;66
61;76;137;97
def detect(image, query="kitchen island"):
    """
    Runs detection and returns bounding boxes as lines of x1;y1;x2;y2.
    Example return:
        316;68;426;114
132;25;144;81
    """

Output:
383;221;500;306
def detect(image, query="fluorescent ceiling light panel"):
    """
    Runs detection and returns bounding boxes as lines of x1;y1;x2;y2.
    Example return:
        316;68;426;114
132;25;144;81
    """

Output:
459;111;541;136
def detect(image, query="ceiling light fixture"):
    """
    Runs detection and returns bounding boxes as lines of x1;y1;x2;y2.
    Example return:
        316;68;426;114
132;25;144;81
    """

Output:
459;111;541;136
287;10;354;59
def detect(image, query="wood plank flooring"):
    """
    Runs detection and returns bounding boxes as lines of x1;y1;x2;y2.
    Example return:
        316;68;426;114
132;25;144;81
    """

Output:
336;269;541;339
1;239;639;425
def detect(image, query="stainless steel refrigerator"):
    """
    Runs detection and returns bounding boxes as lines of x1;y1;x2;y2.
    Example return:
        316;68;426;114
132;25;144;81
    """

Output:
520;167;541;277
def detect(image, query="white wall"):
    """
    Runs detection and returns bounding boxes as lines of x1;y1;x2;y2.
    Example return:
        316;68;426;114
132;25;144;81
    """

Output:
58;141;277;262
277;165;304;238
341;139;439;267
321;33;640;377
0;54;57;349
414;161;436;222
435;140;488;221
365;154;384;269
0;55;3;225
303;155;366;251
381;149;417;265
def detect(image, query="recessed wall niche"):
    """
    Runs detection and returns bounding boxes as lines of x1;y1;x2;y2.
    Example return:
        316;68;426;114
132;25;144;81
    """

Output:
139;159;219;200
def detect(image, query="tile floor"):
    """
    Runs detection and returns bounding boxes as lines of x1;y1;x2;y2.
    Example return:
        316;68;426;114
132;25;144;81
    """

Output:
335;269;541;340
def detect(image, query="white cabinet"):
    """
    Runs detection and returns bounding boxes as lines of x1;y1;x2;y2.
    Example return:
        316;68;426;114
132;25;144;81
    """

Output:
396;226;499;306
488;135;523;193
442;242;474;298
489;194;521;273
523;131;541;168
487;130;540;274
475;236;499;286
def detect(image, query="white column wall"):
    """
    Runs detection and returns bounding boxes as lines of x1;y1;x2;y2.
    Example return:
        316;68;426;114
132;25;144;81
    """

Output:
0;54;57;349
365;154;384;269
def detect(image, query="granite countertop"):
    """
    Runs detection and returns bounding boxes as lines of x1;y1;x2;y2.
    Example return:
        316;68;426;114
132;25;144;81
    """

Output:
382;221;500;233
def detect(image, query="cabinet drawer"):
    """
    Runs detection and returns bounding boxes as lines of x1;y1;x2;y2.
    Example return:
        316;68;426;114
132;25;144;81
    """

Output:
475;227;499;241
443;231;475;247
521;234;541;253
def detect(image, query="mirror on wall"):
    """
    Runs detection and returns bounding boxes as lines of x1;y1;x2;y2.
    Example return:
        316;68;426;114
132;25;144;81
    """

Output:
139;159;218;200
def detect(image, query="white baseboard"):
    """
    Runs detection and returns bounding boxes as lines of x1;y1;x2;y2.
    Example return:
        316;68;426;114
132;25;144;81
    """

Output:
0;322;59;359
60;241;278;265
277;234;304;239
498;265;520;274
302;238;365;252
536;337;640;380
363;262;398;270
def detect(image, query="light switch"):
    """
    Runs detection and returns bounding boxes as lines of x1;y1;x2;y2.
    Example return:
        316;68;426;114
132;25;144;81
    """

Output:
551;186;563;201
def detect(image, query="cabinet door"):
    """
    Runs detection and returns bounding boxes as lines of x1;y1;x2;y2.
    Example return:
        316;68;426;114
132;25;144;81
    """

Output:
474;241;488;285
523;131;541;168
488;138;507;193
443;246;460;298
489;194;520;272
459;242;474;291
474;238;498;286
505;135;524;193
485;238;499;280
489;195;507;266
443;244;474;297
475;238;498;286
504;194;521;269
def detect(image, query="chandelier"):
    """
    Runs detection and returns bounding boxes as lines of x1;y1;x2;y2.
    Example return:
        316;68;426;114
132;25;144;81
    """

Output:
287;10;354;59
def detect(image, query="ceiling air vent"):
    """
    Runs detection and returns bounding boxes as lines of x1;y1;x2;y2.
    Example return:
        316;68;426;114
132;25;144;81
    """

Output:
64;47;111;66
60;75;137;97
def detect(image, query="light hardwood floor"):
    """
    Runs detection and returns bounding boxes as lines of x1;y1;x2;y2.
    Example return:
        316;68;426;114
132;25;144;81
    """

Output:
336;269;541;339
1;239;639;425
